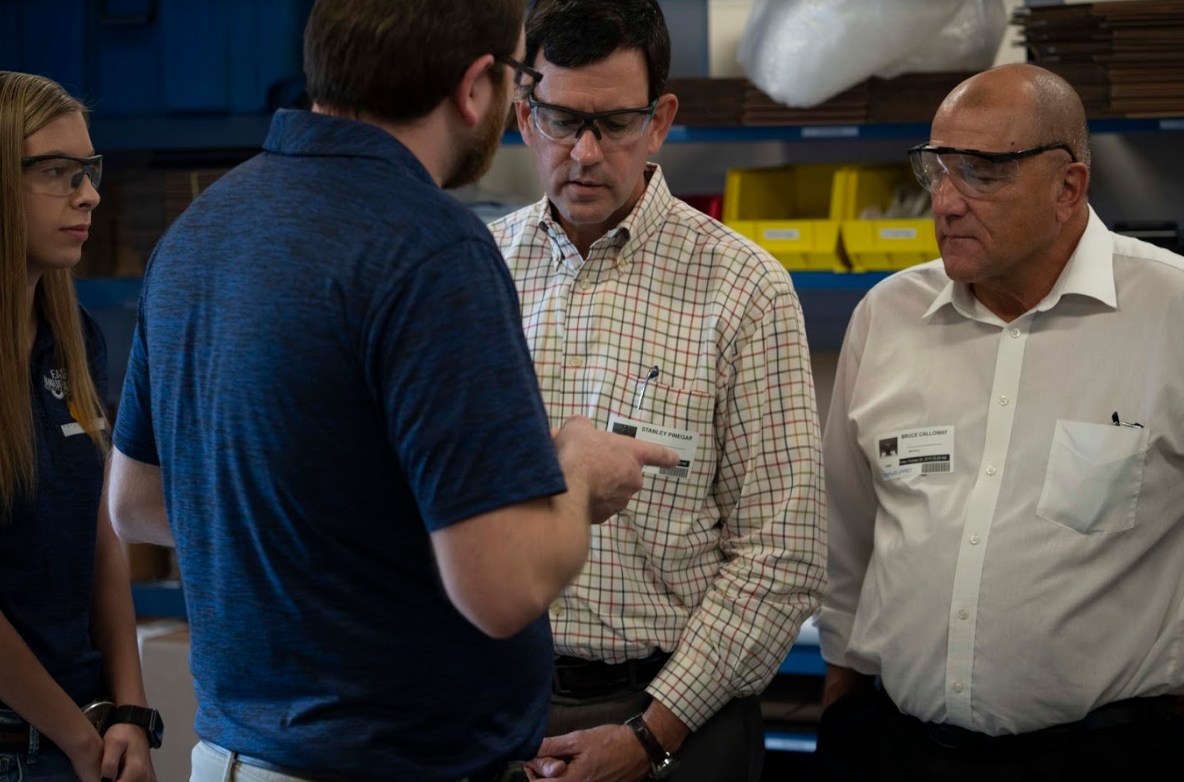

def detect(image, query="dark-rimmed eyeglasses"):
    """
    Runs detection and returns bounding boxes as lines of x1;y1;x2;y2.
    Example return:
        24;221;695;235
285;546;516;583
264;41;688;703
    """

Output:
528;99;658;148
494;55;543;103
908;142;1076;199
21;154;103;197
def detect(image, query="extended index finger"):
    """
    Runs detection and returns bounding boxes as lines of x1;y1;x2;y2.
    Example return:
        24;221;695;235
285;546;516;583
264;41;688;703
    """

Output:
631;441;679;469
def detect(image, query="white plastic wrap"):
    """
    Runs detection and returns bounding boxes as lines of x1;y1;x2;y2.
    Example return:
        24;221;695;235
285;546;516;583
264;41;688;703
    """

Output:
878;0;1008;80
738;0;1007;109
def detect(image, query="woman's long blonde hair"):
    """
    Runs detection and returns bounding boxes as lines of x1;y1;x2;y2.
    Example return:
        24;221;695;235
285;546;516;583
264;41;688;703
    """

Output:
0;71;108;513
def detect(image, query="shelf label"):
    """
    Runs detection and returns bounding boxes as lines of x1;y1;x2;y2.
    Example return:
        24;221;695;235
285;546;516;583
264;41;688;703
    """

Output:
879;227;917;240
1159;119;1184;132
801;126;860;139
764;228;802;241
795;126;861;139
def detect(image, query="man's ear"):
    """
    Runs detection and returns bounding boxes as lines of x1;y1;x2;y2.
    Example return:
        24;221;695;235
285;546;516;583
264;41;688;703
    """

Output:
451;54;497;128
1057;161;1089;224
645;93;679;156
515;100;535;148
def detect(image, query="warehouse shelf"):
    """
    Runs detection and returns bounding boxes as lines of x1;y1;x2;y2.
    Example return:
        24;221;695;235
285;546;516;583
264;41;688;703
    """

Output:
87;115;1184;152
132;581;187;621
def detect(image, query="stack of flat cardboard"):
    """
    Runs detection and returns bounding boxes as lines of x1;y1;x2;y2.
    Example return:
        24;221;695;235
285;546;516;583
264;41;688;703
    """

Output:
867;72;976;123
666;78;747;127
742;80;870;126
669;72;977;129
1016;1;1184;117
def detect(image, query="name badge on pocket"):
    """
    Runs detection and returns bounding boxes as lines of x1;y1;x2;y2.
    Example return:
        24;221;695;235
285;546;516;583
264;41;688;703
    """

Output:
62;419;108;438
876;426;955;480
608;414;699;479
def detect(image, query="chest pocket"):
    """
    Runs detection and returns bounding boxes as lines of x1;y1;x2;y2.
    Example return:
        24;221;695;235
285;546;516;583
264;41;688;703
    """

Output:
1036;420;1149;535
573;368;715;482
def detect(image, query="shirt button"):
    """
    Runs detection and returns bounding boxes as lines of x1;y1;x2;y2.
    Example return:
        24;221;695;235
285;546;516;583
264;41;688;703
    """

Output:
617;260;627;271
999;395;1009;406
958;609;969;620
550;603;563;616
1010;328;1021;338
985;466;997;477
969;534;981;545
952;681;964;694
579;279;590;291
568;356;583;368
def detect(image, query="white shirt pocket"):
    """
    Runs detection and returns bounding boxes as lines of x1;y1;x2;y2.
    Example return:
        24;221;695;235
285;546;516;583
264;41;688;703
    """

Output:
1036;420;1149;535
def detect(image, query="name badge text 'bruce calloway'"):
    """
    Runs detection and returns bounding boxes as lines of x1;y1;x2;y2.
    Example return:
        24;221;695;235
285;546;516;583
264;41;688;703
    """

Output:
876;426;955;480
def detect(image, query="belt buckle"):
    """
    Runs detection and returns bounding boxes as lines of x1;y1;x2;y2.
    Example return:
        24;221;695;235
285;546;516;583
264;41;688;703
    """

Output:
82;700;115;735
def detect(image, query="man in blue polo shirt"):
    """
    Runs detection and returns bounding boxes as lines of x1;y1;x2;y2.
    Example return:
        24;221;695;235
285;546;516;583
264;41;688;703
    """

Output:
106;1;676;781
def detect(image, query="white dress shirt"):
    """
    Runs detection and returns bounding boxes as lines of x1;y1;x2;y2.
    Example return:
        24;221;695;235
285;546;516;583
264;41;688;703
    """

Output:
818;206;1184;736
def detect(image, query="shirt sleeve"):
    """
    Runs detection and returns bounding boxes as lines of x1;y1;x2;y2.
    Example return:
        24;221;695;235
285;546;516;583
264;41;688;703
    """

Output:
365;237;567;532
816;297;878;670
647;289;827;730
112;287;160;466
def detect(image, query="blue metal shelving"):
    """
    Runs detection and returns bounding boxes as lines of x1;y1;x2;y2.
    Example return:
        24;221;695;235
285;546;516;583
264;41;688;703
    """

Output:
88;116;1184;152
76;273;886;354
131;581;188;621
764;731;818;754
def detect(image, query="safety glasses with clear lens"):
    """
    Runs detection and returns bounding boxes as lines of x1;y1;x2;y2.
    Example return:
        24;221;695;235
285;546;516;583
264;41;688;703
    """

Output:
529;99;658;148
908;142;1075;198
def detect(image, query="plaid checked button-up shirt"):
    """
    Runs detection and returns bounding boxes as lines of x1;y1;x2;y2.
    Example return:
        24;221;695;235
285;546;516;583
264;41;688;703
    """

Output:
489;165;826;730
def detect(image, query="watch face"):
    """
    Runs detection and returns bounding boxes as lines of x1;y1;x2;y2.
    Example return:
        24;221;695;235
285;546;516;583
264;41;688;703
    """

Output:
651;757;680;780
148;709;165;749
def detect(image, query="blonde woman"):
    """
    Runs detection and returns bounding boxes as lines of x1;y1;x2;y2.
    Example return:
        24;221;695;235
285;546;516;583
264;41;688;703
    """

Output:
0;72;157;782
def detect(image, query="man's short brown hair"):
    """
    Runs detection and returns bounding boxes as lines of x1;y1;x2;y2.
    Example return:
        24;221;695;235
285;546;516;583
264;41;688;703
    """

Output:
304;0;526;122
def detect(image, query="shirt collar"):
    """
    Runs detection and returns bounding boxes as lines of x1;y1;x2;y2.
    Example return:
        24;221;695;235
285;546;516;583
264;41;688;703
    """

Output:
533;163;673;270
262;109;435;188
923;205;1116;322
30;309;57;363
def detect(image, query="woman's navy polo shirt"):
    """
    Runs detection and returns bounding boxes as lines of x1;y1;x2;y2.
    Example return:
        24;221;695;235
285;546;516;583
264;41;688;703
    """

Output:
0;307;107;707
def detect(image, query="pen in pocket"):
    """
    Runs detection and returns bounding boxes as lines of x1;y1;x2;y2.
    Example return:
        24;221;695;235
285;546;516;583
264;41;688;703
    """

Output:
1111;411;1144;429
634;365;660;412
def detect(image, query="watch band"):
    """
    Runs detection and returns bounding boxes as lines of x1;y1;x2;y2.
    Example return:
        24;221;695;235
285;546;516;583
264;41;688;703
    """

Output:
625;714;679;779
109;705;165;749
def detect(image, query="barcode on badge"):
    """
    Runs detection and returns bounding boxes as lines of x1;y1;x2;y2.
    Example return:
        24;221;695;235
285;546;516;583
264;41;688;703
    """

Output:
658;460;691;479
921;462;951;474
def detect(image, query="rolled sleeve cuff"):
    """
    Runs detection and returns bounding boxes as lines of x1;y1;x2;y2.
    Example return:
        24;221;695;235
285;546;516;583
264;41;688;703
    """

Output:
646;649;734;733
817;605;858;668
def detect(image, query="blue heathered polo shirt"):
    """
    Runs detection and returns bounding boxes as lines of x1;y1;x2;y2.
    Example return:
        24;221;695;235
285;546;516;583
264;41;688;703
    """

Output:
112;109;566;781
0;309;106;709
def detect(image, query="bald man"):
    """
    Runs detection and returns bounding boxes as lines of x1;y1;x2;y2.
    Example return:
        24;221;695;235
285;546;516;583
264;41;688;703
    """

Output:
815;63;1184;779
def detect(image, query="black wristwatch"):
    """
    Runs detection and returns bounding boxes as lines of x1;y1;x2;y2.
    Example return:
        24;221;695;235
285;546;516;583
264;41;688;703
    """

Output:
625;714;679;779
109;705;165;749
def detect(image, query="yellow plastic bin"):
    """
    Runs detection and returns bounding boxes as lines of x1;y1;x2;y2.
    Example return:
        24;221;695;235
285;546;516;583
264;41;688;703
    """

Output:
835;165;939;272
723;164;846;271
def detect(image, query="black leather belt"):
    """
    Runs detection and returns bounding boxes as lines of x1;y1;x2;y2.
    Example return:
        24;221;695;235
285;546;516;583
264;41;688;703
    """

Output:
552;652;672;696
925;695;1179;750
0;728;57;752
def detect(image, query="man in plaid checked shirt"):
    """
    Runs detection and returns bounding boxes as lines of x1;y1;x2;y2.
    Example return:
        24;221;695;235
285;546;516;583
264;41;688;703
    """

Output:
488;2;826;780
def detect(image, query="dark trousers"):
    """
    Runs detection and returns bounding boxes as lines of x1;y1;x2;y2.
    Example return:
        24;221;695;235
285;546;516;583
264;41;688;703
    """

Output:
814;688;1184;782
547;690;765;782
